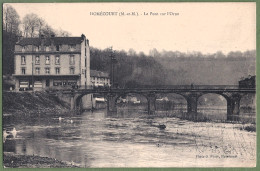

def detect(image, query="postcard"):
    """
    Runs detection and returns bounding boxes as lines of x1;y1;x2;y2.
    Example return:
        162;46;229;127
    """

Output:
2;2;256;168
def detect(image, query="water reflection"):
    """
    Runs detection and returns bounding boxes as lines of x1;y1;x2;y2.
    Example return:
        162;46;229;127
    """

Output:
3;108;256;167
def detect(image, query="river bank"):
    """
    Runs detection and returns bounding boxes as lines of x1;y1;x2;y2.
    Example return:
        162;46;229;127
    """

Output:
3;91;70;116
3;152;79;168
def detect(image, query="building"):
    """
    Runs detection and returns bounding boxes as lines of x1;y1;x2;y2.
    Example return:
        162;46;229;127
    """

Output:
239;75;255;88
90;70;110;87
13;34;90;91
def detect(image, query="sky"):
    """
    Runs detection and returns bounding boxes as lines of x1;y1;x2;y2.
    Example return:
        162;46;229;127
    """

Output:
7;2;256;55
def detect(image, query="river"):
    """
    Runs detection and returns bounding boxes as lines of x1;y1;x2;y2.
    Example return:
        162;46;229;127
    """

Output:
3;108;256;167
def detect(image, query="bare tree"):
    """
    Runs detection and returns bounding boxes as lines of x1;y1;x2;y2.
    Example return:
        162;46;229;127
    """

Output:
41;24;55;37
149;48;160;57
55;29;71;37
22;13;40;37
37;18;46;36
22;13;48;37
3;4;21;34
22;13;71;37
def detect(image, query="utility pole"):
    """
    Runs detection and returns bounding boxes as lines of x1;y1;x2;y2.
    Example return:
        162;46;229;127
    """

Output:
31;39;34;93
109;47;116;89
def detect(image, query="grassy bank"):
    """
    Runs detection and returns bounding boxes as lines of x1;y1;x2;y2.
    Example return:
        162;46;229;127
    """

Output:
3;152;79;168
3;91;70;116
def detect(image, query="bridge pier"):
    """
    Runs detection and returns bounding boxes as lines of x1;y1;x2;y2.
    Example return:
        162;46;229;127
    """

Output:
70;96;75;110
227;95;241;121
107;94;117;114
187;94;198;120
147;93;156;114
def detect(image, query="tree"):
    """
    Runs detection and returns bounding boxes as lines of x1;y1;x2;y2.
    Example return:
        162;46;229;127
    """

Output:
56;29;71;37
128;48;137;56
22;13;43;37
214;51;225;58
149;48;160;57
3;4;21;34
22;13;71;37
227;51;243;59
41;24;55;37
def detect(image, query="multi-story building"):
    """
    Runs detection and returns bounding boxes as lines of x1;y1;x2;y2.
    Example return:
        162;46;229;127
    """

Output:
13;34;90;91
90;70;110;87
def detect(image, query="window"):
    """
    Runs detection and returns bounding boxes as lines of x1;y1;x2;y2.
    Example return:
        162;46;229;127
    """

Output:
35;67;40;74
35;56;40;65
35;46;39;52
45;68;50;74
21;68;26;75
45;56;50;65
53;80;62;86
55;67;60;74
55;56;60;65
56;45;60;51
70;55;75;65
46;46;50;51
21;56;26;65
69;44;76;51
70;67;75;74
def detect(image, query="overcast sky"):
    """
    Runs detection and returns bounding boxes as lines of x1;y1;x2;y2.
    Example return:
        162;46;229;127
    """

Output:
8;2;256;55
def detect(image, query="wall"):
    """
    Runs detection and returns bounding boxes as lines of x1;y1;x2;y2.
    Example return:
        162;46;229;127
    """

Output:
14;54;81;75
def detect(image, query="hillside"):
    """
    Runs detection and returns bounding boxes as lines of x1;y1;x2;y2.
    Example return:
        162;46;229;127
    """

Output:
90;47;256;87
157;57;255;85
3;92;70;115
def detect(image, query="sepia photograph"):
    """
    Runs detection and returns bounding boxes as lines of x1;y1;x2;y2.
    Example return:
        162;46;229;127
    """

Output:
2;2;257;168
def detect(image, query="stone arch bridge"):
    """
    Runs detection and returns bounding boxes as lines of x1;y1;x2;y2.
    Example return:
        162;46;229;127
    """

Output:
64;86;255;121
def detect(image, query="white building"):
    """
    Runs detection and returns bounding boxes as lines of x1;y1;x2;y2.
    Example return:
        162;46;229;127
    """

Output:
13;34;90;91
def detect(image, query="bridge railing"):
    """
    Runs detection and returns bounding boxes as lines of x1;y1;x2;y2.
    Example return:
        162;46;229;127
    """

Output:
110;85;242;90
53;85;255;94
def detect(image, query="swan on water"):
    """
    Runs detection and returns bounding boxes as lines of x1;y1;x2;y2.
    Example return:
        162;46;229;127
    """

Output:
10;128;17;138
3;130;9;143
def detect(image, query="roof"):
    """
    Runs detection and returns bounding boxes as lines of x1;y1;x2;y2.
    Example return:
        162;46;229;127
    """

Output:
90;70;109;78
239;75;256;82
16;36;84;46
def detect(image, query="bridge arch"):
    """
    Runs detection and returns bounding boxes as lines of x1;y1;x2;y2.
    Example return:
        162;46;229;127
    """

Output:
196;92;231;102
74;92;108;112
197;93;228;120
115;92;149;112
155;92;188;115
115;92;149;103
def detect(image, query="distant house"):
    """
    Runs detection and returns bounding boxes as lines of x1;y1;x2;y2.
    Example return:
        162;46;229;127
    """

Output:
239;75;255;88
12;34;90;91
90;70;110;87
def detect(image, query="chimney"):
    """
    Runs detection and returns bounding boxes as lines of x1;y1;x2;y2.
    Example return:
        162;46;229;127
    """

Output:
40;35;45;49
50;34;55;46
81;34;85;39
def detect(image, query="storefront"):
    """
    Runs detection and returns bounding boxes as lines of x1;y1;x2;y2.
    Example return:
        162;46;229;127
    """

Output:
14;75;80;91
